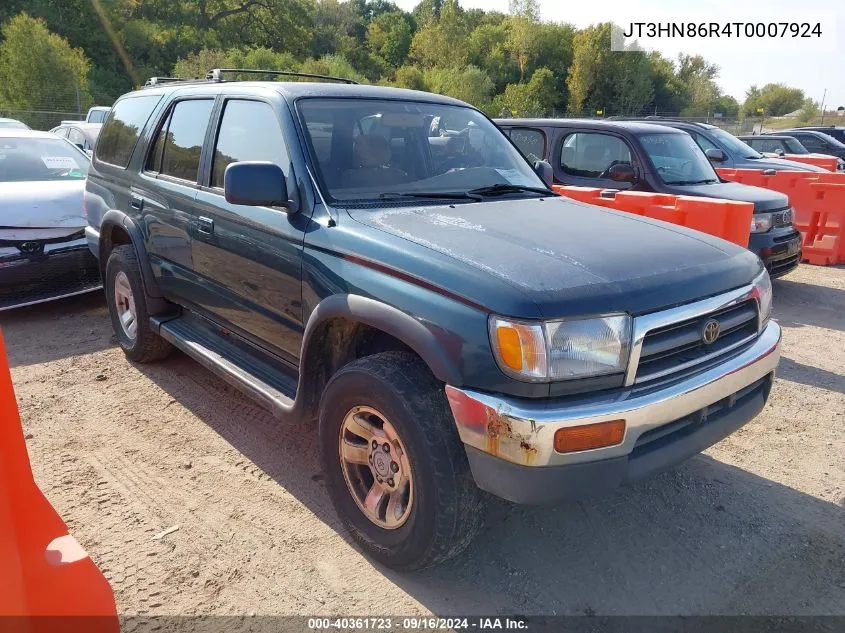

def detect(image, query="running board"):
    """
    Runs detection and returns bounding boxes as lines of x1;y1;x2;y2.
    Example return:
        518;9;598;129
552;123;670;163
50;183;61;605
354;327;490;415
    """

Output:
154;314;297;419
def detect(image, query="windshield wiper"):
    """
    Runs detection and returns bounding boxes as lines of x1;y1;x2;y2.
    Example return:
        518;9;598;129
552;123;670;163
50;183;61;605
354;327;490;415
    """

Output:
377;191;482;201
667;178;719;185
466;183;554;197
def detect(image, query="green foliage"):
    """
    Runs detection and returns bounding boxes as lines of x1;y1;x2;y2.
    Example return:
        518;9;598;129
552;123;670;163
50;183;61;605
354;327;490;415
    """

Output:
424;65;494;111
0;13;91;125
743;83;805;117
0;2;802;126
797;98;820;124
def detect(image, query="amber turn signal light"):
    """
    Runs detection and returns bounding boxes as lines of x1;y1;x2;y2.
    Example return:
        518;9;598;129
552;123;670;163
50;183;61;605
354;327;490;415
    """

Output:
554;420;626;453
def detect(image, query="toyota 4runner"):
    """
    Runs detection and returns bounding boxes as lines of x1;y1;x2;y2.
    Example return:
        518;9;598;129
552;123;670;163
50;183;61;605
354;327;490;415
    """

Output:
85;70;781;570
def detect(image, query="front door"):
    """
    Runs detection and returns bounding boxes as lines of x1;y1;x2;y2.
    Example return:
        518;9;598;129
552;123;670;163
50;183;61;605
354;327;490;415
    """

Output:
192;98;308;363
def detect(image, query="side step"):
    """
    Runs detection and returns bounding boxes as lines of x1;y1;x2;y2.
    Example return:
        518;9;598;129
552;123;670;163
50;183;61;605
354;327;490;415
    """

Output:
154;314;298;419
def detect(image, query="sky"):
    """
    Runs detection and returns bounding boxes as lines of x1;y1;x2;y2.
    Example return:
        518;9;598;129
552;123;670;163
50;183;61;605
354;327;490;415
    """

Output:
393;0;845;111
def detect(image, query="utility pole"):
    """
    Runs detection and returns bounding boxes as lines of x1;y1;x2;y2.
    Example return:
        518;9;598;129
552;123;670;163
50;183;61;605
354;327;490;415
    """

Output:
820;88;827;125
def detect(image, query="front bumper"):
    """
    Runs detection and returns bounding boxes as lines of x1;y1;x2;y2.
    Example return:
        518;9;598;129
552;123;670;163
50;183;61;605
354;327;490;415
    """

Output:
0;239;102;311
749;229;801;278
446;320;781;504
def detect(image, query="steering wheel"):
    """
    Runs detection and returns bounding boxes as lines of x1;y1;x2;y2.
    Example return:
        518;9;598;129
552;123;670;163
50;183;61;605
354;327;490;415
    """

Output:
656;160;693;178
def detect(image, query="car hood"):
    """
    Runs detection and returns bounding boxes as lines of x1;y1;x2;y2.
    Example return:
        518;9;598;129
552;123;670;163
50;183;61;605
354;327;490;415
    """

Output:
0;180;86;239
348;196;762;319
742;157;826;172
676;181;789;212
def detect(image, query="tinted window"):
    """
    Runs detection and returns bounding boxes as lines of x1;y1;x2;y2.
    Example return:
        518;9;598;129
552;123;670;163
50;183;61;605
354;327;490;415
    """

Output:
692;132;719;153
782;137;808;153
96;95;160;167
212;100;289;188
749;138;784;153
509;128;546;163
88;110;108;124
560;132;632;178
298;99;543;202
67;128;87;147
639;133;717;185
146;110;171;173
159;100;214;182
796;134;826;151
0;137;89;182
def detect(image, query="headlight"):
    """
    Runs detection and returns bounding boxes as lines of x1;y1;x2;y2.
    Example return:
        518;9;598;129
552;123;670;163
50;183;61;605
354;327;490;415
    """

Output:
752;269;772;327
751;213;772;233
490;315;631;382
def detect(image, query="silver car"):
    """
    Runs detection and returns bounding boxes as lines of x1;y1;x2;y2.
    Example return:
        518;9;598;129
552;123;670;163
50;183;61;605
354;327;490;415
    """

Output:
0;129;101;310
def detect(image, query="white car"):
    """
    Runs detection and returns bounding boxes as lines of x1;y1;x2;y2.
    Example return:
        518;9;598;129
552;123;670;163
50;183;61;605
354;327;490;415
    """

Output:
0;129;101;310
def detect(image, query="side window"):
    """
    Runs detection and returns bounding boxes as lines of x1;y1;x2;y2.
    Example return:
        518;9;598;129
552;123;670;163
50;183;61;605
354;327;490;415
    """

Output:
67;128;86;147
560;132;632;178
751;138;781;153
211;100;289;189
96;95;161;167
509;128;546;163
692;132;719;153
159;99;214;182
145;110;172;173
53;127;69;138
798;135;825;151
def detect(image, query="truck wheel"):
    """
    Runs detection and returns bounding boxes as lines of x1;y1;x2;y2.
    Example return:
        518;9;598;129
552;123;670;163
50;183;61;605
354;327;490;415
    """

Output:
318;351;485;570
105;245;172;363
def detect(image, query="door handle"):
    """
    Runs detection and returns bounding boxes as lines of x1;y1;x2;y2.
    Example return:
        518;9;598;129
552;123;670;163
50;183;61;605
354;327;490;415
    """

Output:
129;195;144;211
196;216;214;235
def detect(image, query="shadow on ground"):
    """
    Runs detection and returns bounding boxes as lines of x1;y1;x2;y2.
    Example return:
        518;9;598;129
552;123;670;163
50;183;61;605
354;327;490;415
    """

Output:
0;292;114;367
137;357;845;616
774;276;845;333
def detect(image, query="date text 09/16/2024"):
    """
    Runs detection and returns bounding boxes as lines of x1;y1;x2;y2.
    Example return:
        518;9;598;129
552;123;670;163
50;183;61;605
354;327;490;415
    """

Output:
307;618;529;630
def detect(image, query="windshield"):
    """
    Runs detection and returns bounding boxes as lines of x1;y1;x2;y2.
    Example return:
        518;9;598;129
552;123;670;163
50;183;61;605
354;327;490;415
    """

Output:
0;137;89;182
297;98;544;202
639;132;718;185
710;127;761;159
782;137;808;153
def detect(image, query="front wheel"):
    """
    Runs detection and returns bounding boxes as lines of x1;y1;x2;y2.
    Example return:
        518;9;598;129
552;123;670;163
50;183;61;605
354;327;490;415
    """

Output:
105;245;172;363
318;352;485;570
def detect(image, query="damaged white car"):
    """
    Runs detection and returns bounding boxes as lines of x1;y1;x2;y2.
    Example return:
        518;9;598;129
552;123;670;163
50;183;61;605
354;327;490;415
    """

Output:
1;129;101;311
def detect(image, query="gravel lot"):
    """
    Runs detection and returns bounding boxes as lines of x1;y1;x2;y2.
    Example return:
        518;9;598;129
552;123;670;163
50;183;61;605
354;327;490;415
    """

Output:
2;265;844;616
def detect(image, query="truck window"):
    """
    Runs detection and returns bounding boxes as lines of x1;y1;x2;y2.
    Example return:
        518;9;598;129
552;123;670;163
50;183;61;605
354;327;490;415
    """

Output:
96;95;161;167
211;100;290;189
560;132;632;178
750;138;782;153
508;128;546;163
157;99;214;183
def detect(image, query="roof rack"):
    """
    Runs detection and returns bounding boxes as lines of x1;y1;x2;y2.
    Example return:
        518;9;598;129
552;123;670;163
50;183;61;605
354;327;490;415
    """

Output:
206;68;358;85
144;76;192;86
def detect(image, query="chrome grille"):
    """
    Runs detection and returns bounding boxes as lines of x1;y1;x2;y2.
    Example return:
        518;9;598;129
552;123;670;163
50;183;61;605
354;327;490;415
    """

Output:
771;208;793;228
626;286;761;386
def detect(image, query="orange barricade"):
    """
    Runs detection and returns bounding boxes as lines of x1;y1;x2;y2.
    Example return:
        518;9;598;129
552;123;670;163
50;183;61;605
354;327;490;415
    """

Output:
781;154;837;172
553;185;753;247
716;168;845;265
0;330;118;633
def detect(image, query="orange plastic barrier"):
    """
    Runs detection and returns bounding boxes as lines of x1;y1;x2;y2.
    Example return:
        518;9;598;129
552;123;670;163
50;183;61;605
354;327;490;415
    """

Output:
553;185;753;247
781;154;837;172
716;168;845;265
0;330;118;632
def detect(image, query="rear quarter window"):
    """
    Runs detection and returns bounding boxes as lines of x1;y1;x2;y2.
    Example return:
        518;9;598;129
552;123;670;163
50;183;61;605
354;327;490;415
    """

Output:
95;95;161;168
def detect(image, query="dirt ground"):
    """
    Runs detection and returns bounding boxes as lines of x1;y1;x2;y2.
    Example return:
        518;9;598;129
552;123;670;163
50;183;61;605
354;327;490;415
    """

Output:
2;265;844;617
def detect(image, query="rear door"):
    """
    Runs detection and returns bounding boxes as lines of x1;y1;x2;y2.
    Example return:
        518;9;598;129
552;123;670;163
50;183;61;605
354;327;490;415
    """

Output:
136;97;216;298
191;97;307;363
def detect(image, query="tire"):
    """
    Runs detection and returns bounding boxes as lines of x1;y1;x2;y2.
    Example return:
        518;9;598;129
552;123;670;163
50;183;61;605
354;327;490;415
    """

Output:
318;351;486;570
105;245;172;363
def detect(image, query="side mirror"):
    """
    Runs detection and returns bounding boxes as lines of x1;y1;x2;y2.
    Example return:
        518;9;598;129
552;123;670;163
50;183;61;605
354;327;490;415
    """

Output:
533;160;554;188
705;148;727;163
774;148;785;156
607;163;636;183
224;161;289;208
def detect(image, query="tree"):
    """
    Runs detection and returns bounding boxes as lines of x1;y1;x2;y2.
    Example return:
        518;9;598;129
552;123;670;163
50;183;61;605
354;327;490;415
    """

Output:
424;65;494;111
172;48;232;78
494;66;557;117
0;13;91;125
311;0;362;58
677;54;719;115
366;10;412;68
411;0;442;28
567;23;653;115
797;98;820;124
757;83;805;116
300;54;368;83
647;52;687;114
393;65;425;90
409;0;469;68
712;94;740;119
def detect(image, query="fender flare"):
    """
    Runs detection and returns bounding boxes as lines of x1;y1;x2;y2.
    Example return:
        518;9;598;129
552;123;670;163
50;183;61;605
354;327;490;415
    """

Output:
99;210;164;300
300;294;463;387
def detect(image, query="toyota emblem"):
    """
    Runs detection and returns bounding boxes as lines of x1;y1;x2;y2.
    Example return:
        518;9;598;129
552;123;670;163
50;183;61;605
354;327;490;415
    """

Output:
19;241;43;255
701;319;721;345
